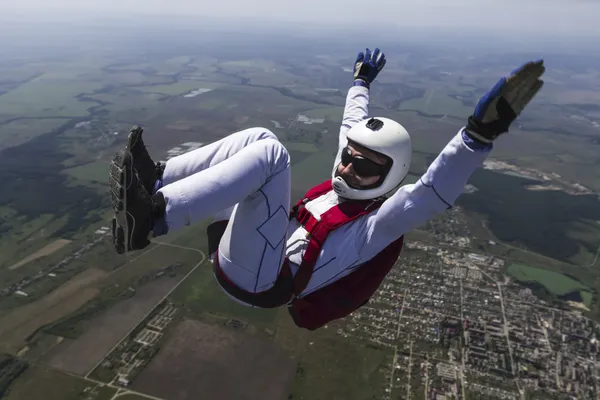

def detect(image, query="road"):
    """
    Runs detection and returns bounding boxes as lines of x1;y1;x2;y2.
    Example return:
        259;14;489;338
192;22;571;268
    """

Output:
89;241;206;400
25;241;206;400
459;275;467;400
27;365;164;400
387;290;408;398
497;281;524;398
463;248;527;398
105;241;205;400
405;340;413;400
84;241;205;378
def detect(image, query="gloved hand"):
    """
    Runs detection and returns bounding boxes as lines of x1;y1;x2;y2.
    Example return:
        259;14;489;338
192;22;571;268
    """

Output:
353;48;386;88
465;59;545;144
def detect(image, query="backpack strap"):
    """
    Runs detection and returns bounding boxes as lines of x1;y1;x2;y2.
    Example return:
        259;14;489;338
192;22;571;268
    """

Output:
292;197;384;296
304;179;334;200
289;180;332;220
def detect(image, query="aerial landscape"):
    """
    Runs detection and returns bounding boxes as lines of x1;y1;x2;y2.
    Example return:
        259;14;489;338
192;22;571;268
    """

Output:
0;6;599;400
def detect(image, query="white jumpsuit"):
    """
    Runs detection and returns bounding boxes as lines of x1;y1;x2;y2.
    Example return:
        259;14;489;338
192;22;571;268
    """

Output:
154;84;493;306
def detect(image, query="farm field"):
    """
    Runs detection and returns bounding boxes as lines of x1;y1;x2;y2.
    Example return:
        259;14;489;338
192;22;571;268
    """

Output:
131;319;296;400
507;263;594;307
3;365;116;400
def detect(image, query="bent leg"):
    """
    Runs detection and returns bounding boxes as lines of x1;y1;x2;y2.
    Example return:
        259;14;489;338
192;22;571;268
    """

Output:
158;127;278;189
156;138;291;296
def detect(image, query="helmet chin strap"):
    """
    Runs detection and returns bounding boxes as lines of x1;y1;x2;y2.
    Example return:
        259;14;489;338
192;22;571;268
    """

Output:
334;172;359;190
334;165;386;191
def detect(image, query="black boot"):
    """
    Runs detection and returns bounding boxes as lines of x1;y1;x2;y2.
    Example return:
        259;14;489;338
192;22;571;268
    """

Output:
109;148;166;254
126;125;165;194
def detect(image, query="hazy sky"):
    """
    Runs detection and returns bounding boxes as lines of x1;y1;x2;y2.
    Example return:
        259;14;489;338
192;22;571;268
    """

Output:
2;0;599;39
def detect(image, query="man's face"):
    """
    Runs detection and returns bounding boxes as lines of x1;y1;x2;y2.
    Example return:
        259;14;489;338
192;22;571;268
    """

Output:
335;142;388;189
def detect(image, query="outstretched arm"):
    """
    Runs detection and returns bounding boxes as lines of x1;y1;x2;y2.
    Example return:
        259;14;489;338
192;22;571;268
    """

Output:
360;129;491;252
357;59;546;255
332;48;386;174
332;83;370;173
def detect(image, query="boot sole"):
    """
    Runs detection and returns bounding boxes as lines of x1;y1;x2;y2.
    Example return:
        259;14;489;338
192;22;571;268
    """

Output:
109;150;133;254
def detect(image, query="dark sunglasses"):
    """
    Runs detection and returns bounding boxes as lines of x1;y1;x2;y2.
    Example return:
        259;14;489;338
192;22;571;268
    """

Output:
341;147;386;177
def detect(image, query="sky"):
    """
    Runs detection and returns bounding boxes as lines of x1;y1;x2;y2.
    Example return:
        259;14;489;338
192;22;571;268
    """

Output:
2;0;599;40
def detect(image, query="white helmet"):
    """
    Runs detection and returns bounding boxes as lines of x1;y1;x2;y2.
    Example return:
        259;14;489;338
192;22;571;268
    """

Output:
332;117;412;200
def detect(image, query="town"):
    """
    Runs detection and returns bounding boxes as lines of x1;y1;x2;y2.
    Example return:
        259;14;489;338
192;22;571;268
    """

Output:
338;205;600;400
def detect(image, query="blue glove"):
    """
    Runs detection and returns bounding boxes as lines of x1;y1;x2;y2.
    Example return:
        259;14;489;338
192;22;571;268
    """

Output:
353;48;386;88
465;59;545;144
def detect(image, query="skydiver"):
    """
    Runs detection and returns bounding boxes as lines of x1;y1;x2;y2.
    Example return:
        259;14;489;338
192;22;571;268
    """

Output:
109;48;545;329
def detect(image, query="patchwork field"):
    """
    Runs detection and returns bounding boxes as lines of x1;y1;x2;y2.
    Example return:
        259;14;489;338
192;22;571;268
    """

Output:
3;365;116;400
398;87;473;118
507;263;594;307
0;77;104;118
8;239;72;270
131;319;296;400
42;273;186;376
0;267;107;354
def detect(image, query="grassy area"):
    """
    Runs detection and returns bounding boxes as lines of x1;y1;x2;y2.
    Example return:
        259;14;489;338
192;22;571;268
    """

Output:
134;80;221;96
399;88;472;118
292;336;391;400
154;218;212;251
63;161;109;185
565;219;600;267
115;394;150;400
458;166;600;267
0;213;68;271
197;99;225;110
0;78;104;118
0;118;69;151
169;259;278;328
507;263;593;307
282;141;320;153
1;241;192;353
290;151;336;192
3;365;116;400
272;309;392;400
302;106;344;122
221;59;276;69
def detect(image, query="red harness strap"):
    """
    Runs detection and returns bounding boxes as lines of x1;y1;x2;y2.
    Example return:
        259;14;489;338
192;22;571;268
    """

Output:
212;180;382;308
291;190;382;296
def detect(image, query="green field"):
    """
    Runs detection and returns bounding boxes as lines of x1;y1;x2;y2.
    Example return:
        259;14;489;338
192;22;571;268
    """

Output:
63;161;110;185
282;141;320;152
220;59;276;70
0;118;69;150
219;59;305;86
507;263;593;307
0;78;104;118
134;80;221;96
115;394;150;400
170;262;279;328
290;151;336;191
285;330;392;400
0;214;67;271
399;88;472;118
197;98;226;110
3;365;116;400
302;106;344;122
